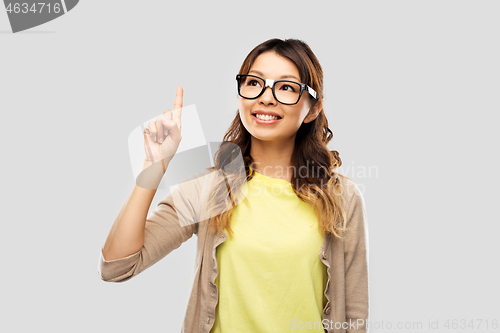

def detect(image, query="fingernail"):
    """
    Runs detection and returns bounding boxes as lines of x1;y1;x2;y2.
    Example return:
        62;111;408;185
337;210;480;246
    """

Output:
159;137;163;143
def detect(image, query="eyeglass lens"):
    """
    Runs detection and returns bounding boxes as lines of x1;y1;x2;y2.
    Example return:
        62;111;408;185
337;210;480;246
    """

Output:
239;75;301;104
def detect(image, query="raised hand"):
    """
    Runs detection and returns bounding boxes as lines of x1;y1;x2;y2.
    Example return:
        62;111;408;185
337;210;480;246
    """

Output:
143;86;183;165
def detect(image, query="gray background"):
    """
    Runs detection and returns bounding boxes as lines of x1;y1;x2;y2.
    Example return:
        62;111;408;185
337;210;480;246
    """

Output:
1;0;499;332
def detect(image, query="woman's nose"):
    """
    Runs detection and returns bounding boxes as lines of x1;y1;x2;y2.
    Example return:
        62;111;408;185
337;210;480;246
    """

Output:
259;86;276;105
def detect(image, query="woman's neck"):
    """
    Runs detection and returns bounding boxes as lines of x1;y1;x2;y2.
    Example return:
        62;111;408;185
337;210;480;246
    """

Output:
249;137;295;182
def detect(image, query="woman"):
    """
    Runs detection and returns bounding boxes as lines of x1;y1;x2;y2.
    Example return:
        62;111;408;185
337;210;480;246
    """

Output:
98;38;369;333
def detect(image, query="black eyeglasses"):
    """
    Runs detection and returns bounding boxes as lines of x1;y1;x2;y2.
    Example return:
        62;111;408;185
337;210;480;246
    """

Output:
236;74;318;105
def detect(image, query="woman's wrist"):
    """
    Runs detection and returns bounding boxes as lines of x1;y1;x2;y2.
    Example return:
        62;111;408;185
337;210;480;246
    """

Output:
137;158;169;189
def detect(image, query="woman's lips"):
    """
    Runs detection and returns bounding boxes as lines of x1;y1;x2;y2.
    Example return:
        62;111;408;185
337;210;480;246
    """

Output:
252;114;282;124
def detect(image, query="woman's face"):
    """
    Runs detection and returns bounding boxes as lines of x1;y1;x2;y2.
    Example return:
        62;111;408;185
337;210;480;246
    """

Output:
239;51;318;145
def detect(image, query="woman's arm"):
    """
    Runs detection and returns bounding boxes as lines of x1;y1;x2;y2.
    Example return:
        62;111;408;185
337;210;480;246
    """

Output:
98;159;201;283
98;86;189;282
344;185;370;332
101;159;166;262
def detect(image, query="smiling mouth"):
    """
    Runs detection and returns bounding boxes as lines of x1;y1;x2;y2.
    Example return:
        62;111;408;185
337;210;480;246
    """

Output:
252;113;282;121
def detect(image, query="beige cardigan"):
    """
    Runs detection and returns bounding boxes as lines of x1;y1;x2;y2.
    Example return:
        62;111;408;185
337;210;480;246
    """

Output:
98;169;369;333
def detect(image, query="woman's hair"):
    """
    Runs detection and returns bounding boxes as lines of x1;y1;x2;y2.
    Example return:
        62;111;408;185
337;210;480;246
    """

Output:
202;38;350;239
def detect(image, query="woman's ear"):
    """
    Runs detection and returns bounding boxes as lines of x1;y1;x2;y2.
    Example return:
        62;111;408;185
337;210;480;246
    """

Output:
303;100;322;124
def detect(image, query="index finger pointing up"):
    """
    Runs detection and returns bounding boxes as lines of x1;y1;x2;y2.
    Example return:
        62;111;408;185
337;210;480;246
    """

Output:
173;86;183;128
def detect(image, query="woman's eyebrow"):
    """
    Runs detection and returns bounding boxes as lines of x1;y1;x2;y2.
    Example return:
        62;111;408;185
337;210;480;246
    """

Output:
248;70;300;82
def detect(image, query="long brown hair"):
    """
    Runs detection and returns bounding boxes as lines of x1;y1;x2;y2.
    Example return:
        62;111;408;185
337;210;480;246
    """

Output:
202;38;350;239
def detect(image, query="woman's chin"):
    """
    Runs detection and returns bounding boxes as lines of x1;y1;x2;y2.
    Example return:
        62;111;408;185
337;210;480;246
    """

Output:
248;130;288;143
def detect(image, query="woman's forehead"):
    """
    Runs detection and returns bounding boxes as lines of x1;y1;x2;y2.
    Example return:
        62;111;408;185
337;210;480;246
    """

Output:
250;51;301;81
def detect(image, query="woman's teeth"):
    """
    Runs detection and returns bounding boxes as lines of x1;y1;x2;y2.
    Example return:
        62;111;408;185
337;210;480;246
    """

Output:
254;113;280;121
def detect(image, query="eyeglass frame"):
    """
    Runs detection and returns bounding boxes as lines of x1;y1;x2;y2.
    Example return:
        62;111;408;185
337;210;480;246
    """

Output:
236;74;318;105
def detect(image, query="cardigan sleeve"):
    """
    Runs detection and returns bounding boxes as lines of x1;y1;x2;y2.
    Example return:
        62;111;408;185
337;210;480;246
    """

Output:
343;184;370;333
97;170;212;283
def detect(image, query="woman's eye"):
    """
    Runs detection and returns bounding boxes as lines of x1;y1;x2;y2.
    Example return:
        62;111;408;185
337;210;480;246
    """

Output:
281;84;295;92
247;80;260;86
